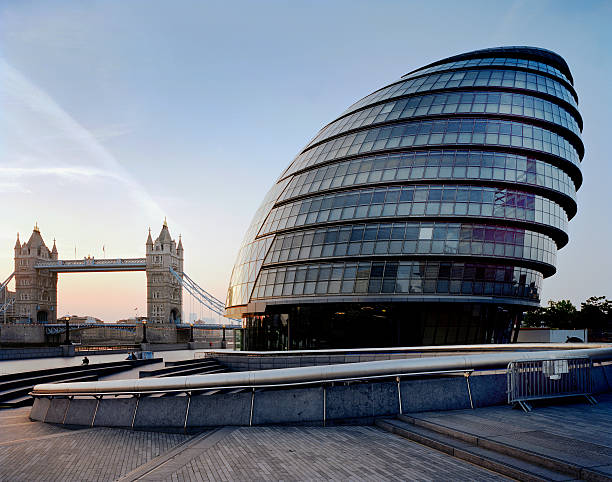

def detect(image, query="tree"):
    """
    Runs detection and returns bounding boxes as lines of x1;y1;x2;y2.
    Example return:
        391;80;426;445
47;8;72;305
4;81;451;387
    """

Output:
576;296;612;329
523;299;577;328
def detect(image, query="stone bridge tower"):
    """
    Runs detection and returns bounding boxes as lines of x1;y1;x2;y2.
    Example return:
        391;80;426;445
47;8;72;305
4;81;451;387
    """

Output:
13;225;58;323
146;220;183;324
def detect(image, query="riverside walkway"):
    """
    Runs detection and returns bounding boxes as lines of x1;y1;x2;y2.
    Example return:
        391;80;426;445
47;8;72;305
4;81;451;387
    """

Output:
2;395;612;480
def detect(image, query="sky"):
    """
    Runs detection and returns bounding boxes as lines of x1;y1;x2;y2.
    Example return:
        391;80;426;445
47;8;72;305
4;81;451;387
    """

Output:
1;0;610;321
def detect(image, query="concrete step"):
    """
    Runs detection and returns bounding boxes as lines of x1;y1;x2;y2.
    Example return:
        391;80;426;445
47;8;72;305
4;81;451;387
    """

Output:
0;359;158;384
139;360;219;378
156;366;226;378
396;413;612;481
0;395;34;408
0;374;99;407
376;418;575;482
165;358;217;367
0;364;133;394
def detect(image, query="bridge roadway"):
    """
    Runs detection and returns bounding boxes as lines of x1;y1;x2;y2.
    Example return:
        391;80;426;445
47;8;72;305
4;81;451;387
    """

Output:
34;258;146;272
1;395;611;481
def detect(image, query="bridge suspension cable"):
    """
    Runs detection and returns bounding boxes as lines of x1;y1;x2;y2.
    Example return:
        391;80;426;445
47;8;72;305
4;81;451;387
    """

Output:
1;272;14;292
168;267;240;325
0;272;15;315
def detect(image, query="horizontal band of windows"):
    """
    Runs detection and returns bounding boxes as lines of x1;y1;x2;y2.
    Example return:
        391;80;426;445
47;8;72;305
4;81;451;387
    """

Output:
278;178;577;223
257;295;540;309
261;215;569;253
338;68;579;131
284;118;581;181
303;112;584;163
311;91;581;150
226;235;275;307
402;56;572;88
252;260;542;302
283;145;583;192
263;254;556;279
235;178;291;251
279;150;577;216
260;184;569;242
264;221;557;271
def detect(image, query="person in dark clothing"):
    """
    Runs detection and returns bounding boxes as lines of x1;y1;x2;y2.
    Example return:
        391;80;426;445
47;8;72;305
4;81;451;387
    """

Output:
82;357;90;365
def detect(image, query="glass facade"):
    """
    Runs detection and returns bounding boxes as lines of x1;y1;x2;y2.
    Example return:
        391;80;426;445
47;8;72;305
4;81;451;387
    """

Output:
226;46;583;350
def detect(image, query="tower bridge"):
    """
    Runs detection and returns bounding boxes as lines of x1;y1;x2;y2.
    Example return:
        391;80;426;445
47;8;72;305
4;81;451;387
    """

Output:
1;221;235;325
34;257;146;272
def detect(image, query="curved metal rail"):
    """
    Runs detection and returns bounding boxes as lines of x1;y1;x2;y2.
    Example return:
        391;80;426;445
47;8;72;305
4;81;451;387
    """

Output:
31;346;612;397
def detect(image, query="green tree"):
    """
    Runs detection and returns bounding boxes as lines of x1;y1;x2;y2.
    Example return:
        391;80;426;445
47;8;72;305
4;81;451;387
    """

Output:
576;296;612;329
523;299;578;328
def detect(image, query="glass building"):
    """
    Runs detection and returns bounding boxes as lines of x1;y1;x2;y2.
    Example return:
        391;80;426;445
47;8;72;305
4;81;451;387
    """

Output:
226;46;583;350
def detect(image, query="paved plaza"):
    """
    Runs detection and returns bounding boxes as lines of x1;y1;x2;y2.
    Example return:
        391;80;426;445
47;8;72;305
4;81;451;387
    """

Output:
2;395;612;481
0;407;507;481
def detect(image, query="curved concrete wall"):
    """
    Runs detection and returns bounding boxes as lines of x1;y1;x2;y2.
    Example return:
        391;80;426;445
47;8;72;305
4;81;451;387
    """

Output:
31;364;612;430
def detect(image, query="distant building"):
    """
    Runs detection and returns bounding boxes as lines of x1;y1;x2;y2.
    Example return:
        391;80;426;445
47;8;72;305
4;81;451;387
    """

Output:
146;220;184;324
227;46;583;350
58;315;102;324
13;225;58;323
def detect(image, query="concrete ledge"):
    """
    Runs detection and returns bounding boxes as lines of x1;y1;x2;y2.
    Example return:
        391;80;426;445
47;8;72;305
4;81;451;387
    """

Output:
326;382;397;421
64;398;97;426
30;397;50;421
470;373;506;407
253;387;323;425
0;347;64;360
134;396;188;429
401;377;472;412
29;369;612;430
45;398;70;424
94;397;137;427
187;392;251;428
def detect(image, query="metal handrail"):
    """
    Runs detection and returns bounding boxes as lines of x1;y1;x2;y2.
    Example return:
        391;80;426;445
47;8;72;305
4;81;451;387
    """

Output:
30;369;474;398
31;346;612;397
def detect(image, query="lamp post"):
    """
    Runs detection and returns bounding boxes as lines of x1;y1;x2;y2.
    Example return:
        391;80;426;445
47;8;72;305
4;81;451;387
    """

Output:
64;318;71;345
142;319;148;344
189;322;194;343
221;324;226;349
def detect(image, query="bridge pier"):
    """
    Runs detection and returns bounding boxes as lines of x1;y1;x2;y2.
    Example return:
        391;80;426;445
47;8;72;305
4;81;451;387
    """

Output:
61;344;75;357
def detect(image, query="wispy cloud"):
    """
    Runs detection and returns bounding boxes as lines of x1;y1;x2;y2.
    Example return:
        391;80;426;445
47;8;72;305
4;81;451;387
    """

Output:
0;58;162;218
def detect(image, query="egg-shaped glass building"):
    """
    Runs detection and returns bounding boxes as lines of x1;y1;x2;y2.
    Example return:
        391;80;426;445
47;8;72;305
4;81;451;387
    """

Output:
226;46;583;350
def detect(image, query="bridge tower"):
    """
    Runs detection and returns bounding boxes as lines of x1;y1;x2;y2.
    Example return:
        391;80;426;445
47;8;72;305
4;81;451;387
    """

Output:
146;220;183;324
13;225;58;323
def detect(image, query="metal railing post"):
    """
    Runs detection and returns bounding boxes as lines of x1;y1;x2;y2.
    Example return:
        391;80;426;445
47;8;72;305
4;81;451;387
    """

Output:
184;392;191;433
396;376;402;415
464;371;474;409
249;388;255;427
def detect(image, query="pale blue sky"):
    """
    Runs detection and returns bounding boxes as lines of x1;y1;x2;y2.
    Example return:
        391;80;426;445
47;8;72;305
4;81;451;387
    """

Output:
1;0;610;320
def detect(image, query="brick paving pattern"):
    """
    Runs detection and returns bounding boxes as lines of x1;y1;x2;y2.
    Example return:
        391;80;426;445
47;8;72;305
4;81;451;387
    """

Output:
0;407;507;481
159;426;507;481
0;408;190;482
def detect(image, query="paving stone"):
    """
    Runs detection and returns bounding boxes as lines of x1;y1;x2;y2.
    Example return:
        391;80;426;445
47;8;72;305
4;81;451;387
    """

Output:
155;426;508;481
0;424;189;482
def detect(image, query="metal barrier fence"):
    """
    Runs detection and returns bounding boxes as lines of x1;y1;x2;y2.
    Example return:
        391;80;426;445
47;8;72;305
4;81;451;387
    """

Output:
507;357;596;411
